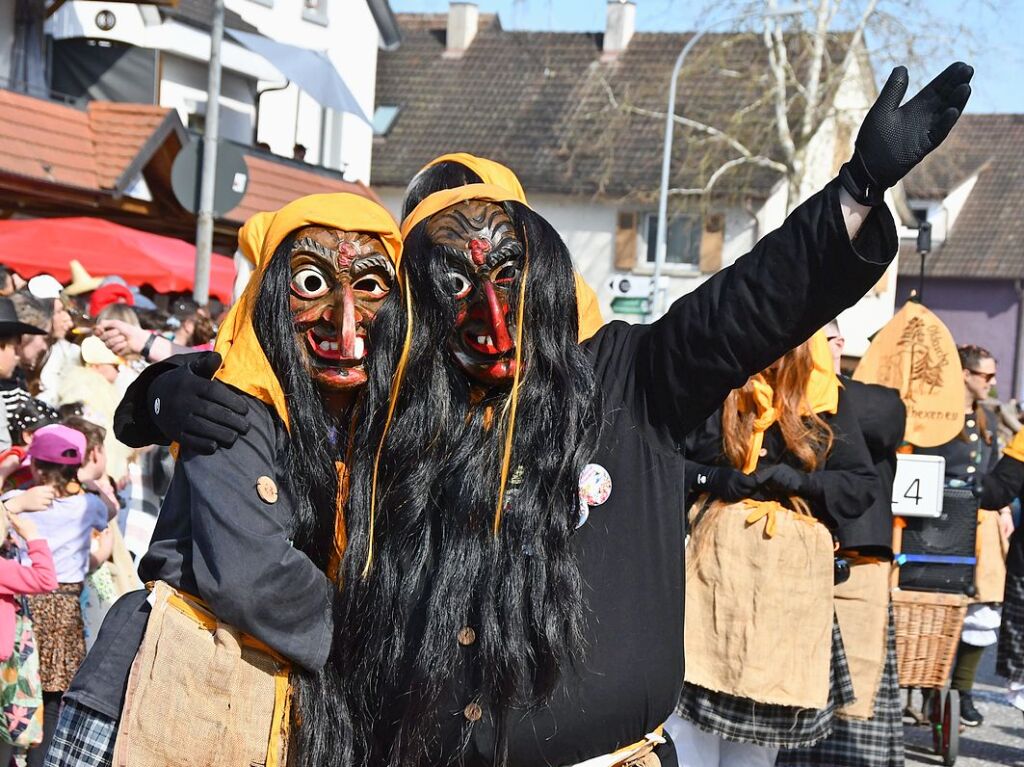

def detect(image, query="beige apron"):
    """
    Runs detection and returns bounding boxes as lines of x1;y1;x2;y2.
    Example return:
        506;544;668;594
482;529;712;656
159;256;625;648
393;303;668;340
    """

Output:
114;581;291;767
833;558;891;720
974;509;1008;604
684;499;835;709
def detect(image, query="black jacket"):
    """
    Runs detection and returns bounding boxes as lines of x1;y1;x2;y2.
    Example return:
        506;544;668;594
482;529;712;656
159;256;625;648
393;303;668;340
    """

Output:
834;378;906;554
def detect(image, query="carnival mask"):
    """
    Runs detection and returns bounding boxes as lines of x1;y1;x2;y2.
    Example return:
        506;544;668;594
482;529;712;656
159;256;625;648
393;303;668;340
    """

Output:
289;226;394;390
427;201;523;386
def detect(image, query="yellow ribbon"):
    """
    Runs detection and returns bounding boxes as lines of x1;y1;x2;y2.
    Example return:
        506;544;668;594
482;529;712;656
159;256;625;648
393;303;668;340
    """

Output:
1004;428;1024;463
743;499;817;539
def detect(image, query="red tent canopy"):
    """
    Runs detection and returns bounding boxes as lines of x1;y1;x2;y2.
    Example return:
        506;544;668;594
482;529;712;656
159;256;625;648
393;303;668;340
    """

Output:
0;217;235;302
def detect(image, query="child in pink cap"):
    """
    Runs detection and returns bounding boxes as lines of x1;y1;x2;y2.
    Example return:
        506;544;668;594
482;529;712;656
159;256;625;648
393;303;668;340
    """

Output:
1;425;114;765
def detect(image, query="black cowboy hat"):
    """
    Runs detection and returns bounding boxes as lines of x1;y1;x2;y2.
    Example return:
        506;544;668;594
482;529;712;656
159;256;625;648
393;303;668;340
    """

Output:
0;297;47;337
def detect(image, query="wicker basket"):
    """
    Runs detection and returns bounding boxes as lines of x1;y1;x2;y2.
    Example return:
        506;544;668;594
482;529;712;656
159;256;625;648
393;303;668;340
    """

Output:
892;589;968;689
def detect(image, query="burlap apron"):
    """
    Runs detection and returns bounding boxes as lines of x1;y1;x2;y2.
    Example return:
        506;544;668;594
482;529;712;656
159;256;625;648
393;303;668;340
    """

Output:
974;509;1008;604
684;499;835;709
833;558;891;720
113;581;291;767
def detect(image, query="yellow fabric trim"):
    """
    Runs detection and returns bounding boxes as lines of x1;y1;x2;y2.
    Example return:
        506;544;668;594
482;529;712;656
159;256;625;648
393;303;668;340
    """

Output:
237;211;275;267
418;154;601;341
422;153;528;205
1005;429;1024;463
157;586;291;767
215;193;402;430
400;183;528;240
744;500;817;538
738;330;839;473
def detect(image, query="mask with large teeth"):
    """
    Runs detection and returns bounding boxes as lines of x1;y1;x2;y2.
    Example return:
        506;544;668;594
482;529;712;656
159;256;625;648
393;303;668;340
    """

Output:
288;226;395;391
425;200;524;387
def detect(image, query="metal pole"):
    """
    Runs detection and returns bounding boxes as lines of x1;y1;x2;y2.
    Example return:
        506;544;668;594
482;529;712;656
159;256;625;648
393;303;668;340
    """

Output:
649;8;800;322
193;0;224;306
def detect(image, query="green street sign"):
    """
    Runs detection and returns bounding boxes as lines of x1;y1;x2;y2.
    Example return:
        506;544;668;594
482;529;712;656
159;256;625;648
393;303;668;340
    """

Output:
611;296;649;315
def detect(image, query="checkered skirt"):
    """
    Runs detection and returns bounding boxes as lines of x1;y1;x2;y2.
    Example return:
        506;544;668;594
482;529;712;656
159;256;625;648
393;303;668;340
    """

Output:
675;619;854;749
43;700;117;767
775;605;904;767
997;569;1024;684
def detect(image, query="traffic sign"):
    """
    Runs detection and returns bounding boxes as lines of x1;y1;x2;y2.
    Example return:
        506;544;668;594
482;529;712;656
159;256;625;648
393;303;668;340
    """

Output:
610;296;650;315
892;454;945;518
171;137;249;217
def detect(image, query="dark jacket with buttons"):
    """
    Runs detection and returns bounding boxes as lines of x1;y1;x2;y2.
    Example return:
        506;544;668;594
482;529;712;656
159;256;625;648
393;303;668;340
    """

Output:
916;405;1000;490
65;383;334;719
413;180;897;766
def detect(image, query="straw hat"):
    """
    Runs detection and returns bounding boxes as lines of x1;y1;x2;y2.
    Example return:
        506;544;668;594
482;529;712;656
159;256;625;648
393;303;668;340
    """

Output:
63;260;103;296
80;335;123;366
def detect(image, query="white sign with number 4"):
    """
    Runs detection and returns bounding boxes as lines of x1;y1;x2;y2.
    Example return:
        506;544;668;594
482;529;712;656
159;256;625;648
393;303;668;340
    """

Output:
891;454;945;518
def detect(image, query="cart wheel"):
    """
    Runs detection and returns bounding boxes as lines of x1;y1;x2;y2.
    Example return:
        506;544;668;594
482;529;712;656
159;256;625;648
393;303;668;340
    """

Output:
941;688;960;765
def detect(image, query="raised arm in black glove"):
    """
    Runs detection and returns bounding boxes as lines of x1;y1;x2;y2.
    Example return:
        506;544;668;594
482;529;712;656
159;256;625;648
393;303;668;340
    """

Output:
840;61;973;206
114;351;250;455
687;461;760;503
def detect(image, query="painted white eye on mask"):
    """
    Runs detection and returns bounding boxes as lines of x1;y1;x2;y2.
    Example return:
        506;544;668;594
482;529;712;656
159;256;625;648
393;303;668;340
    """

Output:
292;267;330;299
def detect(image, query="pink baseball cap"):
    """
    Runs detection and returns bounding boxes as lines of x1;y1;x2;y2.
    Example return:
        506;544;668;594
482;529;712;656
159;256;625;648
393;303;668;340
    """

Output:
27;425;86;465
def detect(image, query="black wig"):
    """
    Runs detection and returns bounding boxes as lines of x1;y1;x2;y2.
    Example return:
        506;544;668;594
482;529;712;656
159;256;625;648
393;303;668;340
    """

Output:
252;237;352;767
335;199;601;767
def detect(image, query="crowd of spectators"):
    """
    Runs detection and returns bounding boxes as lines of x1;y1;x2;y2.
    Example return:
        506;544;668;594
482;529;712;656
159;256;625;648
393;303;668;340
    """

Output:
0;261;221;764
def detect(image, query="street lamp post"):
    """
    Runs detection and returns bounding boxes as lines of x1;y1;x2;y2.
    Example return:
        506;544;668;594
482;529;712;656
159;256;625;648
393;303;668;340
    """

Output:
193;0;225;306
650;8;801;321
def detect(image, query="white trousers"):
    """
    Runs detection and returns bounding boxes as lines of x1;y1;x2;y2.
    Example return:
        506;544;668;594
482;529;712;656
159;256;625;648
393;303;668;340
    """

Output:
665;714;779;767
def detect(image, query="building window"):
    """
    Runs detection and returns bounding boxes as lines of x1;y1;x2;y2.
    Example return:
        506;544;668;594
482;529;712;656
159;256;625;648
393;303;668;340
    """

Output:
372;105;400;137
641;213;701;268
303;0;328;25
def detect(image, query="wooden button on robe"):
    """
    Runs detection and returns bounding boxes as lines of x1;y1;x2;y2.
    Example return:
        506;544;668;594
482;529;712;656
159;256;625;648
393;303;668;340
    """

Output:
457;627;476;646
463;702;483;722
256;476;279;504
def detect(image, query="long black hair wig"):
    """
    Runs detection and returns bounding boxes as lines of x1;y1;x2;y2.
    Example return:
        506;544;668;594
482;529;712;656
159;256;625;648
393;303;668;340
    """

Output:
252;236;351;767
334;190;602;766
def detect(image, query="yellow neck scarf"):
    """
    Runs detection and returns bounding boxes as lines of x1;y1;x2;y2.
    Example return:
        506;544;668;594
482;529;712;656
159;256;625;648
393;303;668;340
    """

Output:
1005;428;1024;463
737;330;840;473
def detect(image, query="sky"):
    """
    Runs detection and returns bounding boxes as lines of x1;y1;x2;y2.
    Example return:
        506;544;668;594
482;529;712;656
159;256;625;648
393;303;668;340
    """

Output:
390;0;1024;113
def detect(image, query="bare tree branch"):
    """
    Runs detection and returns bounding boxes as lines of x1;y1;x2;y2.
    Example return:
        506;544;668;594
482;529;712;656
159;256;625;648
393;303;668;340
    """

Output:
762;3;797;166
799;0;832;139
667;155;788;197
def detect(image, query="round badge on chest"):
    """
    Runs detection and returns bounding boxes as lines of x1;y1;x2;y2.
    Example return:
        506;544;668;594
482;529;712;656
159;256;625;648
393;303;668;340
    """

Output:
577;463;612;529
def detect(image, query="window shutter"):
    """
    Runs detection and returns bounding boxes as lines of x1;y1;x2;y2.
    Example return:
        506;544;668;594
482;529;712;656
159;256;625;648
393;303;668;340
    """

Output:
699;213;725;274
614;212;638;271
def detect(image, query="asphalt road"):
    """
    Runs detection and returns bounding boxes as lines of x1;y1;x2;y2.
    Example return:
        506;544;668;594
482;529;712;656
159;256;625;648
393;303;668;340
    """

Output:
904;648;1023;766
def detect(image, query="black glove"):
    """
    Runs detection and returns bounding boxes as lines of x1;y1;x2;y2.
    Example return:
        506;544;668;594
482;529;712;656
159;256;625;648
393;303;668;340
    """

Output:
752;463;822;501
148;352;250;455
840;62;973;205
690;464;759;502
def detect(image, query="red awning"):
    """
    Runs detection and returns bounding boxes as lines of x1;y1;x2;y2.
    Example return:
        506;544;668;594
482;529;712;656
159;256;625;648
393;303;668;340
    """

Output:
0;217;234;302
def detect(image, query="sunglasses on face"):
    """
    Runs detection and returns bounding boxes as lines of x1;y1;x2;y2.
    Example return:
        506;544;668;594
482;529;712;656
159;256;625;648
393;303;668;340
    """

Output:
968;369;996;383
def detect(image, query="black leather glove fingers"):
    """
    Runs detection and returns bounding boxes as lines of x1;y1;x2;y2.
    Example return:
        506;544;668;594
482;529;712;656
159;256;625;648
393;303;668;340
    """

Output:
752;463;813;499
841;61;973;205
148;352;250;455
693;464;759;502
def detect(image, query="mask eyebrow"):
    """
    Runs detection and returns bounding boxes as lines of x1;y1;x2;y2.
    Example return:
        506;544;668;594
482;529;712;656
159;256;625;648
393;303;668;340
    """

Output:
291;237;334;260
351;253;396;279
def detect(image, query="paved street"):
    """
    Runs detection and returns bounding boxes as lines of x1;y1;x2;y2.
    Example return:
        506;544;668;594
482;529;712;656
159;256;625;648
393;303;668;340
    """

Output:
905;650;1023;766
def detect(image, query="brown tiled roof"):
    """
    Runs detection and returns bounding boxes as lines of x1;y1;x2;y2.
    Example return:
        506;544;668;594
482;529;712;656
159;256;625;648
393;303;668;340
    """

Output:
88;102;177;188
227;154;384;223
0;89;98;189
899;114;1024;280
372;17;852;200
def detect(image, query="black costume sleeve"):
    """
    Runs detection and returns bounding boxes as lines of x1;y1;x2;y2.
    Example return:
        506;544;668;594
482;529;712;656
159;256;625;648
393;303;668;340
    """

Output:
810;391;879;527
113;354;195;447
630;179;896;445
980;453;1024;511
178;402;334;672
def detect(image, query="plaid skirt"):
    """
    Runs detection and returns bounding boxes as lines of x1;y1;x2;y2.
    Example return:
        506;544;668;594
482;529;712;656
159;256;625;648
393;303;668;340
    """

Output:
675;619;854;749
43;699;117;767
776;605;904;767
997;569;1024;683
28;582;86;692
